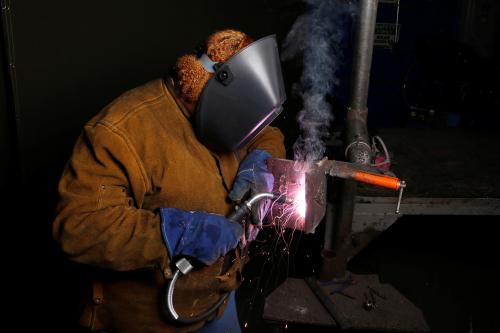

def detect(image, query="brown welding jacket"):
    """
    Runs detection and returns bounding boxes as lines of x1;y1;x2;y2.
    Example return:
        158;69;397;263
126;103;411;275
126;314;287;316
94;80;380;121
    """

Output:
53;78;285;332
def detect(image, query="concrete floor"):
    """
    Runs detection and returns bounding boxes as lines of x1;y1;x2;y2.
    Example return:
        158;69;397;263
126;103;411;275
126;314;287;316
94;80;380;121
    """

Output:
236;215;500;333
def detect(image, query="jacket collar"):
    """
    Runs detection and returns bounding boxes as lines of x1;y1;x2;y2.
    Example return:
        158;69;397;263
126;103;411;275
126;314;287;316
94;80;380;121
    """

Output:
163;77;195;119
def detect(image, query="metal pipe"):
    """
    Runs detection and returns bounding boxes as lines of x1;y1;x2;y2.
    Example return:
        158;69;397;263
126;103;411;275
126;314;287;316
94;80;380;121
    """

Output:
323;203;335;251
324;0;379;280
345;0;377;166
350;0;379;112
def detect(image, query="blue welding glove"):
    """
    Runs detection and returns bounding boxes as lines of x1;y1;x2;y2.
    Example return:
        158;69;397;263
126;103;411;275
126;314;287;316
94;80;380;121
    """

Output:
229;149;274;226
160;208;243;266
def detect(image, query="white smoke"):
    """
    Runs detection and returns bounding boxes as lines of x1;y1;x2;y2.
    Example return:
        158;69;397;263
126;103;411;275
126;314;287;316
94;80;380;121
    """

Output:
282;0;356;162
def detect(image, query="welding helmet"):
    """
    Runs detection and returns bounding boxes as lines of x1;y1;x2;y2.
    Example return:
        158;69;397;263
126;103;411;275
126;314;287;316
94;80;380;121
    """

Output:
195;35;286;152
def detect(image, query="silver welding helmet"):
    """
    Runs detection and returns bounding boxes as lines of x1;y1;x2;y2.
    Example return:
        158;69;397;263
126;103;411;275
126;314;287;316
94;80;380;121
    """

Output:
195;35;286;152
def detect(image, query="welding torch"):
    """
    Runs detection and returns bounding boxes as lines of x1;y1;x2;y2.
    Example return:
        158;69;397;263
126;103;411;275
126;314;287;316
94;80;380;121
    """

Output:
163;191;289;324
227;192;292;225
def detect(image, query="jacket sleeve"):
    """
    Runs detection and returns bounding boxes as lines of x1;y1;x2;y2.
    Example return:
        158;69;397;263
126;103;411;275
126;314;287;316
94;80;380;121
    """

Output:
246;125;286;159
53;121;169;273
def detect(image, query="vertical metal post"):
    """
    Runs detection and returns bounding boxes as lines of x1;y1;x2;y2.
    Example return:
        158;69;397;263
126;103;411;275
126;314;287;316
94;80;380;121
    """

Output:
350;0;378;114
320;0;378;280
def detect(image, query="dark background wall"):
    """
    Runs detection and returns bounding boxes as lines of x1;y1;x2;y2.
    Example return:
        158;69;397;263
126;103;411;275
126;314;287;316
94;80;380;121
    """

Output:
0;43;11;190
1;0;499;331
3;1;298;330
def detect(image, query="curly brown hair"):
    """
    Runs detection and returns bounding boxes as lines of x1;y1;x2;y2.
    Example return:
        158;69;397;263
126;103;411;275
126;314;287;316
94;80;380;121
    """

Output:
174;29;254;104
206;29;254;62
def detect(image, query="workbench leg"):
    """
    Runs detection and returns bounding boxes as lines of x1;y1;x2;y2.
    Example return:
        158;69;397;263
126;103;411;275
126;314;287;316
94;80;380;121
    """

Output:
271;326;284;333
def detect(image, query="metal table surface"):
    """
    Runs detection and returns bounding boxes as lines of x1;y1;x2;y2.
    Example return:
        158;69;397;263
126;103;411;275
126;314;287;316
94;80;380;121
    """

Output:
354;128;500;225
263;278;337;327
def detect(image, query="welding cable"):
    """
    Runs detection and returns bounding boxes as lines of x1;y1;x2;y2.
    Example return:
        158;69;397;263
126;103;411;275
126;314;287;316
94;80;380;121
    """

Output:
163;192;290;324
164;257;229;324
371;135;391;167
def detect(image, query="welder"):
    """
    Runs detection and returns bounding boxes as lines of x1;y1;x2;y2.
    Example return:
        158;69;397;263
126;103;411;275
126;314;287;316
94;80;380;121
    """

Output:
52;29;286;333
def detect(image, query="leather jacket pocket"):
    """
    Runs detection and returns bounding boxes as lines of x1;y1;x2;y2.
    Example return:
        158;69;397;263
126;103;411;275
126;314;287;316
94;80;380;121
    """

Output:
97;184;133;209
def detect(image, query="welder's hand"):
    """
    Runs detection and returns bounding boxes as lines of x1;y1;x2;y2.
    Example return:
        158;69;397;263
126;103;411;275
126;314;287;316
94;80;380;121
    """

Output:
159;208;243;266
229;149;274;225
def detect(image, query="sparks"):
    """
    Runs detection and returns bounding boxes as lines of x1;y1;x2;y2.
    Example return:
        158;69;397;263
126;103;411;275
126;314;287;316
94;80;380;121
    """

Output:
268;159;311;233
270;174;307;232
293;174;307;219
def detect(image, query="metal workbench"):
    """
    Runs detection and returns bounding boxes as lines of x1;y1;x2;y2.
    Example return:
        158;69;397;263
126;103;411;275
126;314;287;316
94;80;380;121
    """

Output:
263;128;500;331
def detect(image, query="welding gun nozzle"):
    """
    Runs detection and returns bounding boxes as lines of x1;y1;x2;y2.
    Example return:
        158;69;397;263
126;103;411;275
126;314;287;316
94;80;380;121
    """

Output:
272;193;294;205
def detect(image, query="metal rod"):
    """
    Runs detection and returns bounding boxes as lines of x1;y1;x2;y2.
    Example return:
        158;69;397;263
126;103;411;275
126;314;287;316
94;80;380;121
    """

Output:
325;0;379;280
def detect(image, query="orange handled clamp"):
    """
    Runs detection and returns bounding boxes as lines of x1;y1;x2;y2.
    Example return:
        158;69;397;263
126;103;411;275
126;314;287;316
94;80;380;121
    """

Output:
352;171;402;191
352;171;406;214
318;159;406;214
